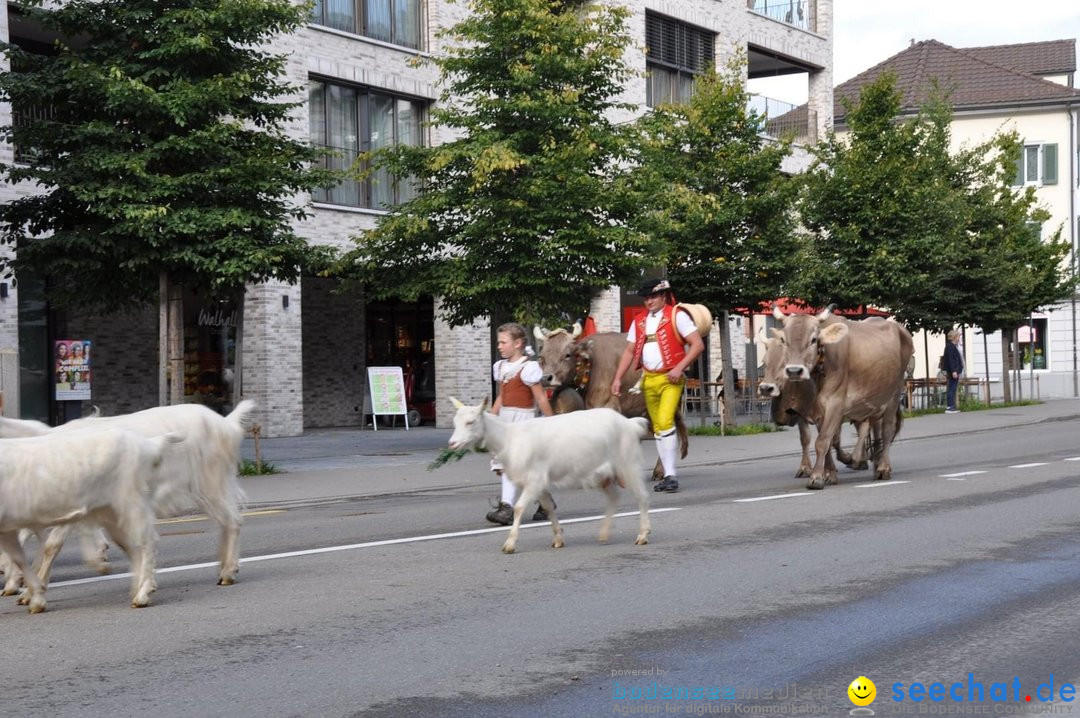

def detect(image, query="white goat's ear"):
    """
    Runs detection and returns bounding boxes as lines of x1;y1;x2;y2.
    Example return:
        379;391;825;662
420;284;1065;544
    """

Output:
571;321;583;339
819;323;849;345
481;396;490;412
769;327;784;340
450;396;464;409
533;326;547;342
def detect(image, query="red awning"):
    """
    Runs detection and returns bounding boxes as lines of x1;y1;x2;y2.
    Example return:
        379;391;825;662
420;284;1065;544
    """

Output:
748;298;890;318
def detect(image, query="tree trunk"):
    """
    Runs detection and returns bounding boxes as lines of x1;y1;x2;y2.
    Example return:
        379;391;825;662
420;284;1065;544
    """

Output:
168;280;184;405
159;273;168;406
982;332;990;405
719;310;736;427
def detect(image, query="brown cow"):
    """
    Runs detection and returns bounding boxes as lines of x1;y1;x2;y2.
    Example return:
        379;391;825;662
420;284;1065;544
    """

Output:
535;326;688;479
759;306;913;489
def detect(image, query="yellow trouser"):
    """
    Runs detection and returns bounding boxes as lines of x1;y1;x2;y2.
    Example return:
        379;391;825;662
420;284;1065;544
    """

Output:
642;370;684;435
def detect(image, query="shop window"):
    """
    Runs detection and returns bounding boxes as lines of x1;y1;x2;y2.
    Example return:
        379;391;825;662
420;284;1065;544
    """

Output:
1009;317;1048;370
183;294;240;413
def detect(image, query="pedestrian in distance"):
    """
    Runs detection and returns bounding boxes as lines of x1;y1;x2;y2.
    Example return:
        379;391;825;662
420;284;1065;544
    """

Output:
944;329;965;413
611;278;705;493
485;322;555;525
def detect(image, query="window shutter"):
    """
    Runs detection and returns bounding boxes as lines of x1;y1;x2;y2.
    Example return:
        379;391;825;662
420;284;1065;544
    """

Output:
1041;144;1057;185
1012;152;1023;187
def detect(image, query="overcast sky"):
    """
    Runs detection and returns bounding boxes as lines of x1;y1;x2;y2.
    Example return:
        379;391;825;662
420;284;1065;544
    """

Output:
749;0;1080;104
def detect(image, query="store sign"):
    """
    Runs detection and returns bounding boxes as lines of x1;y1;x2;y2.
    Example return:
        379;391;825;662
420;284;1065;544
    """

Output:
367;366;410;430
55;339;91;401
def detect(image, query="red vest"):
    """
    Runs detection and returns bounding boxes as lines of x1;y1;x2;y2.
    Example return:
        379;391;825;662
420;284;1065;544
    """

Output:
633;304;688;372
499;365;535;409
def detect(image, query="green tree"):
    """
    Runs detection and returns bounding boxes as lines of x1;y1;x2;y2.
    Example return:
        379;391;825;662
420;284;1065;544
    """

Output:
796;73;969;331
635;63;798;316
633;63;798;421
0;0;335;309
337;0;654;327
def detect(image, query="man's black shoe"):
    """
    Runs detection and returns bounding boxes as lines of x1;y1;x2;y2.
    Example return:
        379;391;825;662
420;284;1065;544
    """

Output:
653;476;679;493
532;499;556;522
485;502;514;525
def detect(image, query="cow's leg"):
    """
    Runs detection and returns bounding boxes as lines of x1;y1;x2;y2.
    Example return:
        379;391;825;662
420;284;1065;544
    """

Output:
502;481;538;554
795;419;813;477
0;531;46;613
874;404;900;481
809;410;843;490
537;490;564;549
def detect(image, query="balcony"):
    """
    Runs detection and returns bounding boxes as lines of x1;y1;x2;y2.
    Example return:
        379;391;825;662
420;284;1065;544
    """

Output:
747;0;814;33
747;95;817;145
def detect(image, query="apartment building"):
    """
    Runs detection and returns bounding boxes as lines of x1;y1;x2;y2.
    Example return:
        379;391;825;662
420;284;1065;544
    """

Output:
0;0;833;434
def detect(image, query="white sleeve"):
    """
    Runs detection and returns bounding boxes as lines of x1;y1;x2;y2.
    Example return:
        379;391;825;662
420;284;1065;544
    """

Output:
675;309;698;340
492;360;503;382
520;361;543;386
626;321;638;343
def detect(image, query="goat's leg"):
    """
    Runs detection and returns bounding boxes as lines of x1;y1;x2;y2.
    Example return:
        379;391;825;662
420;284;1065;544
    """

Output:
2;549;23;596
626;470;648;544
0;531;46;613
597;482;619;543
79;526;110;575
211;513;242;586
537;491;563;549
34;523;74;587
502;482;538;554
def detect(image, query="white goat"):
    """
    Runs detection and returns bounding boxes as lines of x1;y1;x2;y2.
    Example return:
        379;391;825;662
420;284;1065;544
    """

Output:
448;398;652;553
0;428;181;612
0;400;255;587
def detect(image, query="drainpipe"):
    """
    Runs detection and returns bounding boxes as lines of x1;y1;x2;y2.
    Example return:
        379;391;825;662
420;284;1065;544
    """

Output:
1070;102;1078;396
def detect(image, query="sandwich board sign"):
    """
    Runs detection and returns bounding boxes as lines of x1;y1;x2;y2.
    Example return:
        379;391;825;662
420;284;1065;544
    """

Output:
366;366;409;430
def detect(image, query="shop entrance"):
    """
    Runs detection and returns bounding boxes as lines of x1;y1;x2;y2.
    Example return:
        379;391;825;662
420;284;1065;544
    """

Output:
366;297;435;424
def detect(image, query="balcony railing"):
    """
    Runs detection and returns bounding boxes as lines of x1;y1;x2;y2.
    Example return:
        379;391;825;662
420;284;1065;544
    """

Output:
747;0;814;32
747;95;817;145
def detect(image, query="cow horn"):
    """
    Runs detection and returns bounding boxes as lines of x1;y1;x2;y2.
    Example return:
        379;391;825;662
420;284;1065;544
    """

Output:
772;303;786;321
570;321;583;339
533;326;547;342
817;303;837;321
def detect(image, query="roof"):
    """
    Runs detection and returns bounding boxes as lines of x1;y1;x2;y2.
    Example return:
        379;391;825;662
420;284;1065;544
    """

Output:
965;39;1075;77
749;299;890;318
834;39;1080;124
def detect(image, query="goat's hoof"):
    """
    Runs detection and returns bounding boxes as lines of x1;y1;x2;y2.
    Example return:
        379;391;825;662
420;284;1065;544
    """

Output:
552;539;565;549
2;587;20;597
635;536;649;546
132;596;151;608
28;601;46;614
16;593;29;606
217;576;235;586
501;543;516;554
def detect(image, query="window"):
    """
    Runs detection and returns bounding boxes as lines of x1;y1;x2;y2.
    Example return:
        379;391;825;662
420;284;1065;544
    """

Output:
311;0;422;50
1011;317;1048;370
1013;143;1058;186
645;13;715;107
309;80;424;209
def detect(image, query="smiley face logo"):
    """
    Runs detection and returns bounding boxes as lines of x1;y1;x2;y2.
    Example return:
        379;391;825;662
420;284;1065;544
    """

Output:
848;676;876;707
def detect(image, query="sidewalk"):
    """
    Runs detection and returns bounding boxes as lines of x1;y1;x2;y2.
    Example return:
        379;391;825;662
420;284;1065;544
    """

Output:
239;399;1080;508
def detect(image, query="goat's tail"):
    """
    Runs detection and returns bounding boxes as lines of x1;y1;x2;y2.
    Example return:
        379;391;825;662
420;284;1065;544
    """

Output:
227;399;258;429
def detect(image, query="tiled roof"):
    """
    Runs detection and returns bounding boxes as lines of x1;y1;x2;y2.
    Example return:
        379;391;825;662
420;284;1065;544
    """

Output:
965;39;1075;77
834;39;1080;124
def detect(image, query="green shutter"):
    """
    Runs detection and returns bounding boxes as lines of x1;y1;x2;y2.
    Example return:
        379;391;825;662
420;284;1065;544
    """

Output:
1042;144;1058;185
1013;151;1024;186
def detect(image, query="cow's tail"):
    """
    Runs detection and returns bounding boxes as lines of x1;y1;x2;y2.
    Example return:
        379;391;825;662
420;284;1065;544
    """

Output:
675;409;689;459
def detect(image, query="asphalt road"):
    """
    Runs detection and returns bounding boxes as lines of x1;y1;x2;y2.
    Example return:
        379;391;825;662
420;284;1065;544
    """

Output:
5;417;1080;718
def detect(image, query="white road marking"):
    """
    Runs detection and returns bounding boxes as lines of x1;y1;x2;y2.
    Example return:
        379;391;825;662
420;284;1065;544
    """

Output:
854;481;910;488
733;492;814;503
1064;457;1080;462
46;508;683;589
940;471;987;479
1009;463;1048;469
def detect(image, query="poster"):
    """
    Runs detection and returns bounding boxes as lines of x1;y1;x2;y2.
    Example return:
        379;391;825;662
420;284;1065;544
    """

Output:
55;339;91;401
367;366;409;430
